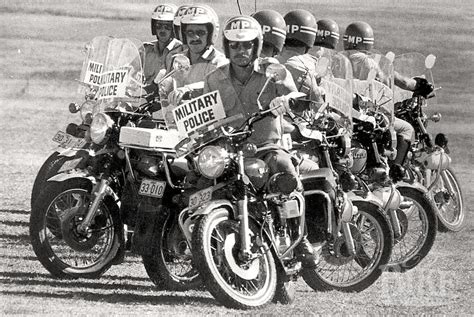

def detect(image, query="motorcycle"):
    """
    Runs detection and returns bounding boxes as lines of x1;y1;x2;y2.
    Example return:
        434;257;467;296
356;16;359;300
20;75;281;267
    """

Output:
29;38;199;290
393;52;465;232
30;36;112;207
349;51;437;272
290;51;393;291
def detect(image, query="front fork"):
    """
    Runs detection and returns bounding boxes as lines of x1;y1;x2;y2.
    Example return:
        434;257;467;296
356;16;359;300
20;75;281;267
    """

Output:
77;177;113;234
237;150;252;258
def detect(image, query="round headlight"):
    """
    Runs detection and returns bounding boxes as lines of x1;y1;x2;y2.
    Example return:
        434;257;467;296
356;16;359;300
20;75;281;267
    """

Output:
79;100;96;124
197;146;227;179
90;113;113;145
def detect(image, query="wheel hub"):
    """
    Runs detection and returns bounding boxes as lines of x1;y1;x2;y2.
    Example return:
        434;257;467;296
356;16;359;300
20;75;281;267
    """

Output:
223;233;260;280
61;207;100;252
322;224;362;266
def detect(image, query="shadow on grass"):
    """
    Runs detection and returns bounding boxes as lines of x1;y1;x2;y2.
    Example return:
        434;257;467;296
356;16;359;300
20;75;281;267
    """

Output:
0;233;31;245
1;254;37;261
1;220;29;227
1;289;215;306
0;209;30;215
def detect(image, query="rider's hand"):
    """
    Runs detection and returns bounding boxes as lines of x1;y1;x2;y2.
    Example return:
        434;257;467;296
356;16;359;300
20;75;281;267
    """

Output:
168;86;191;106
413;77;434;98
269;95;291;116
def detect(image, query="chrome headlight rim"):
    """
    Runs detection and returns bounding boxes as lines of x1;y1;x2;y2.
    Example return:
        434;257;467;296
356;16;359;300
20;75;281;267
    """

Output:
90;112;113;145
197;145;228;179
79;100;97;124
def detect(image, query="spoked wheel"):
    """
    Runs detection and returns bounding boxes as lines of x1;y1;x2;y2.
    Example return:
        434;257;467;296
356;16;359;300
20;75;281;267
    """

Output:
384;187;437;272
303;201;392;292
429;168;465;232
192;208;277;309
30;179;120;279
142;212;201;291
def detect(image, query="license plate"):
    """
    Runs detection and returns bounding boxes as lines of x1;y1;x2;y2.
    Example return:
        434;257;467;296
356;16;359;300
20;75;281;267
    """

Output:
188;187;213;209
57;157;83;173
138;179;166;198
52;131;87;149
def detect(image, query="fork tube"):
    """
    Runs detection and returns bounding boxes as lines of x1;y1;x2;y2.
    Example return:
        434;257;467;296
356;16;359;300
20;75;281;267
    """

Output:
237;151;251;255
371;141;382;164
78;178;109;233
342;222;356;255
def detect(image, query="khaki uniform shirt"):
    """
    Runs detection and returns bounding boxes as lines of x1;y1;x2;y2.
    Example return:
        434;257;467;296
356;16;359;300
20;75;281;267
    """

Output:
143;38;182;85
203;62;296;147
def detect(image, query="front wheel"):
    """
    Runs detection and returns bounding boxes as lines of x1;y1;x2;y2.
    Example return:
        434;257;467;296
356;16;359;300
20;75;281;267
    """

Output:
30;178;121;279
192;208;277;309
303;201;393;292
142;212;201;291
384;187;437;272
430;168;465;232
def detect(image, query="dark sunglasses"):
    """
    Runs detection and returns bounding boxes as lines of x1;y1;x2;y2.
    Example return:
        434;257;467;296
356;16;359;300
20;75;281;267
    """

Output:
156;24;173;31
228;41;254;50
185;29;208;38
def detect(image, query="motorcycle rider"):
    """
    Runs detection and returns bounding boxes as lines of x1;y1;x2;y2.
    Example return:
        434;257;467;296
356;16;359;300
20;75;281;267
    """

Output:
164;4;228;106
277;9;324;106
251;9;287;59
343;21;434;169
309;18;340;58
144;4;182;85
202;15;319;268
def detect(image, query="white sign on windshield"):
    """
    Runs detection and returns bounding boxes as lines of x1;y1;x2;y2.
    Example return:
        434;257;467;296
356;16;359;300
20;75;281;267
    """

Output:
321;78;352;116
173;90;226;137
96;70;128;100
83;60;103;87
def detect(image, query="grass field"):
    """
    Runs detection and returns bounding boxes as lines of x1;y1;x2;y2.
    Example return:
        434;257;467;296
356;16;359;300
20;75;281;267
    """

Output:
1;0;473;315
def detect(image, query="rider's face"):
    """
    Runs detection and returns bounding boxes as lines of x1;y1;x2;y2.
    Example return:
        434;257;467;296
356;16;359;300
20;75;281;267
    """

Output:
155;22;173;43
228;41;254;67
184;24;208;54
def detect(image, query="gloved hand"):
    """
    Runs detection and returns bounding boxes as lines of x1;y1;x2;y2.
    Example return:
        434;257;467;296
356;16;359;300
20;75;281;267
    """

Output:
413;77;434;98
269;95;291;117
168;86;192;106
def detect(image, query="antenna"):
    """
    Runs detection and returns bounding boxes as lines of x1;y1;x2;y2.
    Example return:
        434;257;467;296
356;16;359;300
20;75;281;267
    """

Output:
236;0;242;14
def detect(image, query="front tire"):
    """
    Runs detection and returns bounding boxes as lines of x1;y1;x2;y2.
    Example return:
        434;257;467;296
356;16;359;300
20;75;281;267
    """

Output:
303;201;392;292
384;187;437;272
431;168;465;232
192;208;277;309
30;178;121;279
142;212;201;291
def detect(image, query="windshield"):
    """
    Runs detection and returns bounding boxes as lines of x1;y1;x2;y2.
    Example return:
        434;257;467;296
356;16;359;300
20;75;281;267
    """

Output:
86;37;146;113
393;52;435;103
345;50;394;124
78;36;112;95
319;50;353;134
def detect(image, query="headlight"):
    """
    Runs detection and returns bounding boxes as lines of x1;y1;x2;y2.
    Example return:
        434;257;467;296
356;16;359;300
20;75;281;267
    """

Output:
90;113;113;145
79;100;96;124
197;146;227;179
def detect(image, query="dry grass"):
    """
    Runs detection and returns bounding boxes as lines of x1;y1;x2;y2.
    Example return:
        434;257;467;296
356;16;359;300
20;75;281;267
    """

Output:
1;0;473;315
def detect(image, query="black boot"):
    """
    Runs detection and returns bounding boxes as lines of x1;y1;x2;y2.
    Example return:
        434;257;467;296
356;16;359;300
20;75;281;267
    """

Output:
393;137;411;166
295;237;319;269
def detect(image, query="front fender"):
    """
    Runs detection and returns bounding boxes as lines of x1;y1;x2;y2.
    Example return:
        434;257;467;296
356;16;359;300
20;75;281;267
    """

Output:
191;199;236;218
347;190;383;208
57;148;79;157
47;170;96;185
396;181;428;194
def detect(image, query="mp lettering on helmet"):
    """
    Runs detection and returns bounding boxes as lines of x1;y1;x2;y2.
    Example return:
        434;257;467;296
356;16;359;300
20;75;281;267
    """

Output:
177;7;188;16
187;7;206;15
156;5;172;14
288;24;300;33
262;25;271;34
317;30;331;37
230;20;252;30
